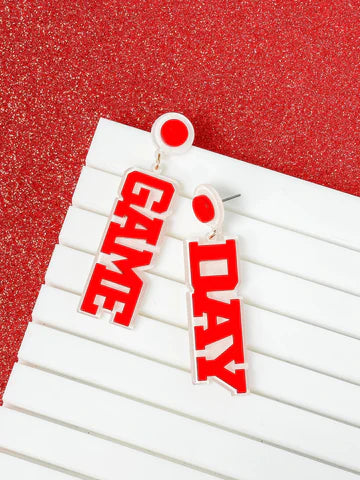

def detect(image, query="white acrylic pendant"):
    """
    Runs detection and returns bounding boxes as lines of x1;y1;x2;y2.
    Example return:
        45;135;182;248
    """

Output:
79;113;194;328
79;167;179;328
184;185;248;394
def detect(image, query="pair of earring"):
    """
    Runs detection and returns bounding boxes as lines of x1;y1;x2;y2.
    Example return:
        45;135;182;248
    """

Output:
79;113;248;396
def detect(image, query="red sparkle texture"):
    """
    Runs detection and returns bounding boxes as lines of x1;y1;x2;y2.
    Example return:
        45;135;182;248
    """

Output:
1;0;360;402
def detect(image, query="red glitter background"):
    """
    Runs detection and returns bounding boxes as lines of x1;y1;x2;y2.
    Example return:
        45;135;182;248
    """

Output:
1;0;360;402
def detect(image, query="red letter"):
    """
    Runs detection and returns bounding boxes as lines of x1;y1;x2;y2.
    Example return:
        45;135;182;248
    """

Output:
189;240;239;292
187;238;247;394
120;170;176;214
80;262;144;327
112;203;163;247
197;351;247;394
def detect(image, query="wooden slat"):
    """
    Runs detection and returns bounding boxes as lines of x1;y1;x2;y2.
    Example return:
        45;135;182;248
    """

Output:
72;167;360;297
249;353;360;427
245;306;360;386
21;323;360;432
0;453;78;480
0;407;215;480
36;279;360;388
60;206;185;282
41;231;360;385
4;118;360;480
85;118;360;251
33;285;188;369
5;364;360;476
71;168;360;337
32;286;360;421
46;242;360;346
45;244;186;328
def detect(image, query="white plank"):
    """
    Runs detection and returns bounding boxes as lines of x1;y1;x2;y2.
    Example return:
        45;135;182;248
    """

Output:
33;285;188;369
249;353;360;427
5;364;360;476
0;452;78;480
72;166;121;216
61;206;108;255
29;286;360;425
46;242;360;341
60;206;185;281
35;281;360;388
4;117;360;480
72;167;360;297
86;118;360;251
32;288;360;422
45;244;186;328
240;261;360;338
21;323;360;430
0;407;215;480
56;205;360;383
2;411;353;480
245;305;360;386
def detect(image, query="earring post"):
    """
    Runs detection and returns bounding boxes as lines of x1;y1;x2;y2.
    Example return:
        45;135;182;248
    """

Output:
222;193;241;202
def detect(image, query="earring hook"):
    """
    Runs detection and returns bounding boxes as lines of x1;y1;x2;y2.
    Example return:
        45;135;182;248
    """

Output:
209;193;241;240
222;193;241;202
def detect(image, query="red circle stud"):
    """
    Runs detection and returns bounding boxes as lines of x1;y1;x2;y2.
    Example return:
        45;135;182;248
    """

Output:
160;119;189;147
192;195;216;223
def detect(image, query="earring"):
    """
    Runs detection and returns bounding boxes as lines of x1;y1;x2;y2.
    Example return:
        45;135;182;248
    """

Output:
79;113;194;328
184;185;248;395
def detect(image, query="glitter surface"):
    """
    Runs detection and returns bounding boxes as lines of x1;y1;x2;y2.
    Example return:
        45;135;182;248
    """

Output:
1;1;360;401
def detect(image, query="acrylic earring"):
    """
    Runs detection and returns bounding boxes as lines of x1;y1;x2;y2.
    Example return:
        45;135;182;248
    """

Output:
184;185;248;395
79;113;194;328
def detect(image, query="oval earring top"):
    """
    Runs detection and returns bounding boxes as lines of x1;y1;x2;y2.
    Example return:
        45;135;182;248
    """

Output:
192;184;224;238
152;112;194;155
192;194;215;223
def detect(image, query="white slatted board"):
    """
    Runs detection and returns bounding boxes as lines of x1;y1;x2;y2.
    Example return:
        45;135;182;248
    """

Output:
2;118;360;480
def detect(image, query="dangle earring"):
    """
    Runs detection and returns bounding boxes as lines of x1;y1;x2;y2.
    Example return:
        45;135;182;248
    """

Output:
79;113;194;328
184;185;248;395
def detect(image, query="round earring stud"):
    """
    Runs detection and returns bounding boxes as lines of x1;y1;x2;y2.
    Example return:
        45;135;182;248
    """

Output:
151;112;194;156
